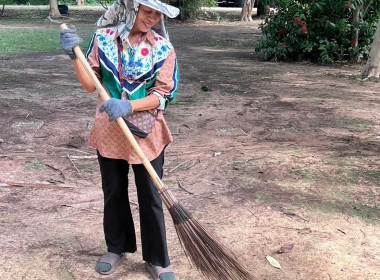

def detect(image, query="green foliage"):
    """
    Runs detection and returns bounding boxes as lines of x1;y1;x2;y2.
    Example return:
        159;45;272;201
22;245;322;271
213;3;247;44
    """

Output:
255;0;380;63
27;0;48;4
177;0;216;20
0;0;15;5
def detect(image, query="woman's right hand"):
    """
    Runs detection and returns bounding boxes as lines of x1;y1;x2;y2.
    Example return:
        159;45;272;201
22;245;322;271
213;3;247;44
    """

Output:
60;28;83;60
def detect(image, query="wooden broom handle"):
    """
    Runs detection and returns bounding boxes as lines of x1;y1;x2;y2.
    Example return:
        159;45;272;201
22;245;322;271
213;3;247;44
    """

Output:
60;24;168;194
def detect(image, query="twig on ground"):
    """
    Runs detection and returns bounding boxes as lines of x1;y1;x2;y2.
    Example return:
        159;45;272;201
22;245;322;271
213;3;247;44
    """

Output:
247;210;259;218
337;229;346;234
177;180;194;195
187;160;201;169
0;182;75;192
283;211;309;222
63;155;97;160
49;145;92;155
169;160;189;173
68;198;102;205
46;16;63;24
60;204;102;214
67;154;80;173
44;163;66;179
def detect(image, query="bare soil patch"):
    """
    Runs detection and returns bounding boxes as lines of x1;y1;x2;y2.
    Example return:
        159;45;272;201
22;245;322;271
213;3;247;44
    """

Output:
1;16;380;280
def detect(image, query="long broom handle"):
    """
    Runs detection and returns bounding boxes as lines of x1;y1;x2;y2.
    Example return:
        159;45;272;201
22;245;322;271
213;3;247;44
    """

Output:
60;24;170;197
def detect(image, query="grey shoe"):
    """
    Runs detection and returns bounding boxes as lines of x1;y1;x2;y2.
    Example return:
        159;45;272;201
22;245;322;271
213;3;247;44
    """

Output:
95;252;126;275
145;262;175;280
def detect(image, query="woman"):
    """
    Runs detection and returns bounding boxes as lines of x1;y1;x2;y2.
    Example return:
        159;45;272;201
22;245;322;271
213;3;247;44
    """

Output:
60;1;180;279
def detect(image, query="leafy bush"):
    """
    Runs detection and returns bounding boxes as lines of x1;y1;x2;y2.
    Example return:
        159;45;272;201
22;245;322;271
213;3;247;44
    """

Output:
255;0;380;63
27;0;48;4
176;0;217;20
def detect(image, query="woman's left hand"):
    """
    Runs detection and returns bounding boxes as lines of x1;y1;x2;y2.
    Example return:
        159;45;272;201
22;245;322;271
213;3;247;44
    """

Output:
99;98;133;122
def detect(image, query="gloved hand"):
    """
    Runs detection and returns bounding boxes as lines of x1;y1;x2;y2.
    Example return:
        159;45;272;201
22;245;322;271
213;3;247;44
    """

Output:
99;98;133;122
60;28;83;60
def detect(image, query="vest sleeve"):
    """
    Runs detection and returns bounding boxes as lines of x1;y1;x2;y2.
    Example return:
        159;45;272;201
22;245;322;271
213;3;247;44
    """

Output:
148;48;179;109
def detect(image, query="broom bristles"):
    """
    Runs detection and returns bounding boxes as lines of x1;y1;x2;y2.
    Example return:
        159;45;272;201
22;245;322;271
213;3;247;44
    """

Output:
162;189;256;280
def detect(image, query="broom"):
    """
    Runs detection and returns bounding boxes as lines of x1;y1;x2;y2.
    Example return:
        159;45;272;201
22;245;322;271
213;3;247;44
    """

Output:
60;24;255;280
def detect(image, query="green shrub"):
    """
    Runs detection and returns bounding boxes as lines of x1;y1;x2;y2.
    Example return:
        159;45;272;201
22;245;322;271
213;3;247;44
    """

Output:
177;0;217;20
256;0;380;63
27;0;48;5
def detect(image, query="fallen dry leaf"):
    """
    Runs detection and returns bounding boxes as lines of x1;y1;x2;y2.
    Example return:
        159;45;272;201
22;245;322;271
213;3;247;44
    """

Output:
266;255;281;269
277;243;294;254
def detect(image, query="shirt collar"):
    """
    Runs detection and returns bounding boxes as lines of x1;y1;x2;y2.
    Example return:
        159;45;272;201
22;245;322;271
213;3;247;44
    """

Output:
115;30;156;46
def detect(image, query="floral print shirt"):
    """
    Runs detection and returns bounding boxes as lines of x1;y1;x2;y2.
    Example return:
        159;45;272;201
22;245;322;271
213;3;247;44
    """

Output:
86;27;180;164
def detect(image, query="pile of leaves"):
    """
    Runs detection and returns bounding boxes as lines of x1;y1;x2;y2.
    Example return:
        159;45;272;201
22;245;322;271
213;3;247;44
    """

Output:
255;0;380;63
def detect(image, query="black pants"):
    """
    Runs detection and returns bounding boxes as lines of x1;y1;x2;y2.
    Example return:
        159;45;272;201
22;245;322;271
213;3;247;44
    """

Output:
97;150;170;268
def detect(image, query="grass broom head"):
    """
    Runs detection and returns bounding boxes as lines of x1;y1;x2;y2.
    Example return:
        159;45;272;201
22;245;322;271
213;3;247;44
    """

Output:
161;190;256;280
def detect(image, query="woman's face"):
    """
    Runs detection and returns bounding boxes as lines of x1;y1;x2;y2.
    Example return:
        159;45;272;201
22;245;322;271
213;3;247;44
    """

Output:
134;5;162;33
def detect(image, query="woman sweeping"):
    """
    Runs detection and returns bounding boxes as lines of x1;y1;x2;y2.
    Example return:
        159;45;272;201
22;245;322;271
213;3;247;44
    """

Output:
59;0;180;279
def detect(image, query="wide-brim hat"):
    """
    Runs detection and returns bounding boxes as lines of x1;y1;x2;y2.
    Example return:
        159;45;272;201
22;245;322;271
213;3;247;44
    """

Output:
135;0;180;18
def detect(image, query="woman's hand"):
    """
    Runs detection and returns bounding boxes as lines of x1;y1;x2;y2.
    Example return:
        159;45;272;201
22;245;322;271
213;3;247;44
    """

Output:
99;99;134;122
60;28;83;60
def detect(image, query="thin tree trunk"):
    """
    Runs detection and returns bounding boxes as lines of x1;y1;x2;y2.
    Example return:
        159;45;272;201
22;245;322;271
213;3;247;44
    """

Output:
362;17;380;79
350;1;373;62
0;3;5;17
241;0;255;22
351;4;362;48
49;0;61;18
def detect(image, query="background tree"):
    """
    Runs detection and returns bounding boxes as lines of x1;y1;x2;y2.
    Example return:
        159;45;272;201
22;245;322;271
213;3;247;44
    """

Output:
1;1;5;17
241;0;255;21
350;0;373;61
49;0;60;18
362;17;380;78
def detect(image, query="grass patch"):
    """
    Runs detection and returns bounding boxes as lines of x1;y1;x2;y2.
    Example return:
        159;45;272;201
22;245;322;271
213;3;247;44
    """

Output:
309;200;380;224
24;159;45;171
202;39;253;49
351;169;380;185
341;117;375;129
0;27;93;57
202;40;231;48
77;163;97;173
254;191;274;203
315;93;332;100
163;180;178;186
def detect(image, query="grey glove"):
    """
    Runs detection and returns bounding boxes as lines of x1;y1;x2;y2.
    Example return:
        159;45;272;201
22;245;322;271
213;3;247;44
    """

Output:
60;28;83;60
99;98;133;122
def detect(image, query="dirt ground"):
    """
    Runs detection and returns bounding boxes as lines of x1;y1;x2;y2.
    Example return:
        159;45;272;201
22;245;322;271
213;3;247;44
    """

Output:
1;13;380;280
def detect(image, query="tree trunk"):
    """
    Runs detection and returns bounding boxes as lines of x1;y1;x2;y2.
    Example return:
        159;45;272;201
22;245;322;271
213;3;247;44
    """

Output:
0;3;5;17
351;4;362;47
241;0;255;22
49;0;61;18
362;17;380;79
